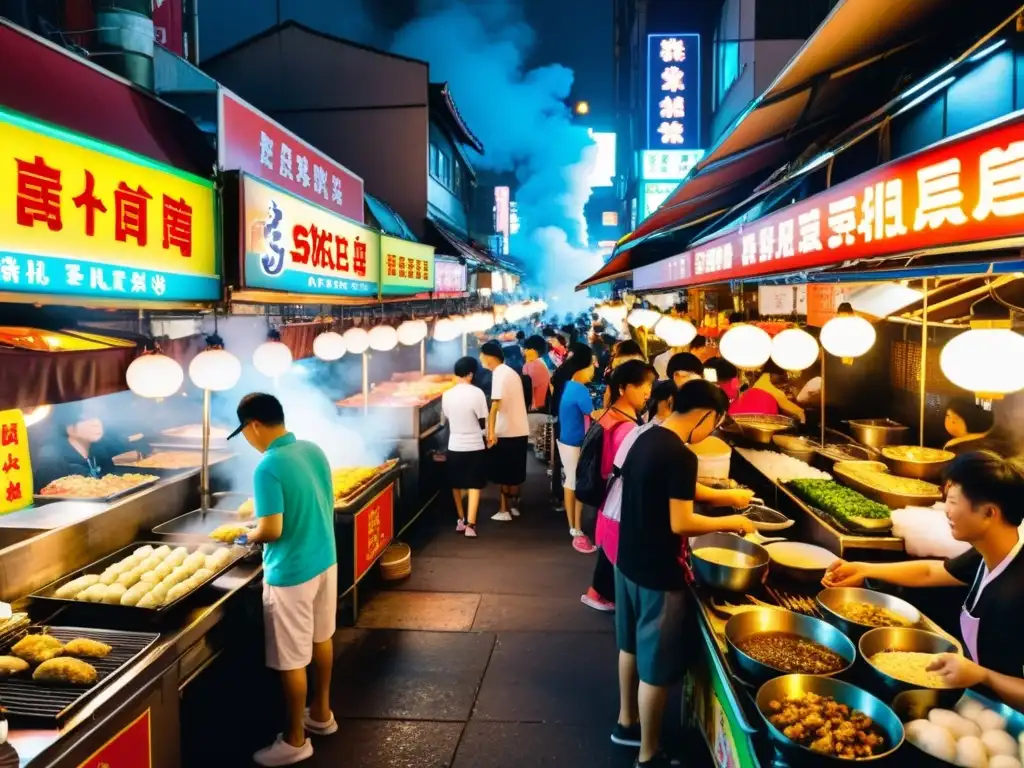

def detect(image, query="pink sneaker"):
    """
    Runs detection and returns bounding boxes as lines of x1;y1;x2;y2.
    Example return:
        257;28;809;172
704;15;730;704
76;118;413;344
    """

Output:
581;587;615;612
456;519;467;533
464;524;478;538
572;534;597;554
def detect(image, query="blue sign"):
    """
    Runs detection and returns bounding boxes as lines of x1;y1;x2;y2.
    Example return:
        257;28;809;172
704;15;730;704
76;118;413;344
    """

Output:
646;34;700;150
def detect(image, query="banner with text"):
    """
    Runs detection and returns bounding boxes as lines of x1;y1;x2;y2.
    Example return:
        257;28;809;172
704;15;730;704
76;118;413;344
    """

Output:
381;235;434;295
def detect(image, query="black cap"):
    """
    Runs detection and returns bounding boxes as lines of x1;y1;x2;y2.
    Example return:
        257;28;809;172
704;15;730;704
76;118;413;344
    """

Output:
228;392;285;439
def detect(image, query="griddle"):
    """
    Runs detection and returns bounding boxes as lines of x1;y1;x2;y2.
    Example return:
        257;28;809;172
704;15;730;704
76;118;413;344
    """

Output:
0;625;159;724
152;508;251;540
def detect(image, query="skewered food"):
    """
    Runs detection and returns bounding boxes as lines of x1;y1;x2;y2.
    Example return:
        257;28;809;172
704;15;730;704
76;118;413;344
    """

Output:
766;692;887;758
0;657;29;676
834;602;912;628
38;473;158;498
736;632;847;675
63;638;112;659
33;657;97;686
788;479;891;521
55;575;100;599
11;635;63;664
869;651;956;688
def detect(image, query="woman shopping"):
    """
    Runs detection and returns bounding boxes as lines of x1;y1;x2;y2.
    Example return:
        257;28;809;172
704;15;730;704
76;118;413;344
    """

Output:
556;345;599;552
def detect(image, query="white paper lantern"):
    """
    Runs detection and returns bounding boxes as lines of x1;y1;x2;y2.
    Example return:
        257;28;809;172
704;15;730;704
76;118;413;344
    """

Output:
368;324;399;351
397;320;428;346
253;340;293;377
655;317;698;348
313;331;346;361
770;328;820;373
941;328;1024;398
449;314;467;334
474;311;495;332
189;348;242;391
820;313;876;361
126;352;184;398
433;318;459;342
720;324;773;370
342;327;370;355
627;307;661;330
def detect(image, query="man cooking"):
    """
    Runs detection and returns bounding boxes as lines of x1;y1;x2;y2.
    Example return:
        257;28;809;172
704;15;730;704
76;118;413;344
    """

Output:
824;452;1024;708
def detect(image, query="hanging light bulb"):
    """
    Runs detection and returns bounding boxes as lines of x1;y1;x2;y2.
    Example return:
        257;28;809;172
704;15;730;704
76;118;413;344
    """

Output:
126;349;184;399
655;316;698;348
253;330;293;377
720;324;773;370
189;335;242;391
342;326;370;355
940;294;1024;399
368;323;399;351
313;331;346;361
397;320;428;346
820;303;876;364
627;307;661;330
770;328;820;373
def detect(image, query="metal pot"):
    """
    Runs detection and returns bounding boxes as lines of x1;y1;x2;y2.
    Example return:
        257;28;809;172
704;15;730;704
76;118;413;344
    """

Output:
755;674;905;766
880;446;955;482
772;434;818;462
848;419;910;450
764;541;836;583
731;414;796;445
858;627;963;700
816;587;922;642
725;607;855;686
690;533;769;592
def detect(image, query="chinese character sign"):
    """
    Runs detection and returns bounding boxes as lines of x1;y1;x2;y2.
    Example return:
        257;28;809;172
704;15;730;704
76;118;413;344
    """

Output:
641;182;680;220
640;150;706;181
647;34;700;150
219;89;364;223
634;111;1024;291
0;409;32;515
242;175;380;297
354;485;394;583
434;259;467;294
381;235;435;296
0;107;218;302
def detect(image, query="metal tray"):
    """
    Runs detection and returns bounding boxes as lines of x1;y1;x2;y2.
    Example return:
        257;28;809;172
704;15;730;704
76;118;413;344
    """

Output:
833;460;942;510
30;541;248;616
333;459;400;511
35;475;160;502
113;451;234;475
807;503;893;535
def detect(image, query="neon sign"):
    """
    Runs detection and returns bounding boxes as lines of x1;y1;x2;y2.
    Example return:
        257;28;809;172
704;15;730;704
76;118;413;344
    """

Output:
647;34;700;151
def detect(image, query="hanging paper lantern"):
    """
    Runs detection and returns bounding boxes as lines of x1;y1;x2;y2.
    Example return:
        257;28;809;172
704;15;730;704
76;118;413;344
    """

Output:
433;318;459;342
189;348;242;391
397;320;428;346
720;324;772;370
253;340;293;377
770;328;820;373
820;307;875;362
941;328;1024;399
342;327;370;355
126;352;184;398
313;331;346;361
368;324;399;351
627;307;661;330
655;317;698;348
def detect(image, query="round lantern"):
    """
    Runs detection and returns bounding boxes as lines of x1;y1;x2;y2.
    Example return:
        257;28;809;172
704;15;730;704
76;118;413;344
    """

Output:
189;348;242;391
313;331;346;361
434;318;459;342
342;327;370;355
820;306;875;363
397;320;428;346
253;340;293;377
627;307;661;330
720;324;773;370
770;328;820;373
941;328;1024;399
655;317;698;348
368;324;399;352
126;352;184;398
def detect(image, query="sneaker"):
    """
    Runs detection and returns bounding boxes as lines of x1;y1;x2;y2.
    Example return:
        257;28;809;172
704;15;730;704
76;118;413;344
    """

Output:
569;527;580;538
610;721;642;747
581;588;615;613
510;506;521;517
465;524;478;538
573;534;597;554
303;708;338;736
456;519;467;533
253;735;313;766
491;511;513;522
635;753;680;768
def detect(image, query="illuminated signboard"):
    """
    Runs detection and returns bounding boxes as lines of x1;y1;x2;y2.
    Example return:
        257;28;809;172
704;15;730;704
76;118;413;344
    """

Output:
435;258;467;295
381;234;434;296
587;130;617;188
0;106;219;303
647;34;700;150
242;175;379;297
641;182;679;220
641;149;706;181
634;110;1024;291
494;186;510;255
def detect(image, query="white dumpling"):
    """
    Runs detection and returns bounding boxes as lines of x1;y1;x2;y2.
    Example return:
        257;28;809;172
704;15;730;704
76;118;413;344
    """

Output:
930;709;980;740
977;710;1008;733
120;582;150;606
183;552;206;570
152;562;173;580
165;583;191;603
56;574;100;599
139;555;162;572
137;592;161;609
133;545;154;559
167;549;188;567
116;568;144;588
98;567;121;585
990;756;1022;768
102;583;127;604
957;698;987;722
149;583;170;602
982;730;1017;758
192;568;213;583
208;548;233;569
139;571;161;584
78;584;108;602
956;736;989;768
170;566;191;584
907;720;957;763
197;544;215;555
152;545;171;559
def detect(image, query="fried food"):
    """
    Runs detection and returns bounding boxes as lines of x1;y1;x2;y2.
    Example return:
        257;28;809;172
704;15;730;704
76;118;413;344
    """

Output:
835;601;911;628
38;474;158;498
55;574;100;599
33;657;97;686
210;524;248;543
736;632;847;675
767;691;887;759
63;638;112;659
237;498;255;519
0;656;29;676
11;634;64;664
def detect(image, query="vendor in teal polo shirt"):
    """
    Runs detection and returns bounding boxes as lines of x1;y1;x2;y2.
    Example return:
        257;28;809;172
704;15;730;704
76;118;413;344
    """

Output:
229;392;338;767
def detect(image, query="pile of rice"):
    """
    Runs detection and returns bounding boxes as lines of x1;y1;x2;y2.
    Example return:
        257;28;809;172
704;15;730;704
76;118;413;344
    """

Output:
869;651;954;688
736;448;833;483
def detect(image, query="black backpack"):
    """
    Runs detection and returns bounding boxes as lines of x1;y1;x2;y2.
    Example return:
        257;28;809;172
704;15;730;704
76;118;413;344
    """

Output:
574;409;634;508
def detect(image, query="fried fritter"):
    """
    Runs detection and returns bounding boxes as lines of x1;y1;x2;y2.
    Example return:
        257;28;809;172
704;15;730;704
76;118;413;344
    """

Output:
63;638;112;659
209;524;247;543
33;657;97;686
0;656;29;676
11;634;64;664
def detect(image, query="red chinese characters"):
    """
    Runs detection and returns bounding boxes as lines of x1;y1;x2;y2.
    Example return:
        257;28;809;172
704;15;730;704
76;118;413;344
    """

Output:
1;422;21;507
16;156;63;231
385;252;430;282
290;224;369;278
1;423;18;447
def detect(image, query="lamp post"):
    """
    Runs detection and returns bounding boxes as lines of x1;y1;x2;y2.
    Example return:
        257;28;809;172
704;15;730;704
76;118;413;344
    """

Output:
188;336;241;510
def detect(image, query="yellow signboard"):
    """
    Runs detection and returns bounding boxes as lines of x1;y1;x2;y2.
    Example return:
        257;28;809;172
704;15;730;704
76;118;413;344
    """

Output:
381;235;434;295
0;409;33;514
0;106;219;302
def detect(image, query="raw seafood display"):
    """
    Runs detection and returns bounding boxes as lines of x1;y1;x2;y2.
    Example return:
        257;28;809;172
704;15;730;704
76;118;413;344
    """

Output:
11;635;64;664
736;632;848;675
905;699;1021;766
868;650;955;688
834;602;912;628
33;657;97;686
788;479;891;521
39;473;159;498
736;448;833;482
693;547;759;568
882;446;955;463
766;691;887;758
837;463;942;497
63;638;112;659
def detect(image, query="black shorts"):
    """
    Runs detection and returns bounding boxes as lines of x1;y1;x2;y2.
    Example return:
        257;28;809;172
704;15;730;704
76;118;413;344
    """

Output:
447;449;488;490
489;436;528;486
614;568;686;687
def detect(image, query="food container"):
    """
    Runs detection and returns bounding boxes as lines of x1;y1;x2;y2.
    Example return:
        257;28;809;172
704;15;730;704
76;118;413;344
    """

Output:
743;504;793;532
756;675;905;766
816;587;922;641
834;460;942;510
690;533;769;592
730;414;796;445
859;627;963;700
814;442;878;470
725;607;855;686
848;419;910;450
881;446;955;482
764;541;836;583
773;434;818;462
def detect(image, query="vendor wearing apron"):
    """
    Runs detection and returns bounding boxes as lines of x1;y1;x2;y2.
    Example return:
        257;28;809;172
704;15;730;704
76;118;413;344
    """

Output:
824;451;1024;709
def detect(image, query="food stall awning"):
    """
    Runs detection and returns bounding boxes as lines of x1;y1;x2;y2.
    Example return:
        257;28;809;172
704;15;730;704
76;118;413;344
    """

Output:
426;218;501;270
366;194;419;242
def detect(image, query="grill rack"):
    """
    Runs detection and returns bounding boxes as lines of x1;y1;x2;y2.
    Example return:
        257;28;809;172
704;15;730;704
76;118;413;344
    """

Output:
0;626;159;724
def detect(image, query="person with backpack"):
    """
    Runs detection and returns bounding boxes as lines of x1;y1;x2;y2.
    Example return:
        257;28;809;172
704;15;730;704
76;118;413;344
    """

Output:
555;345;598;552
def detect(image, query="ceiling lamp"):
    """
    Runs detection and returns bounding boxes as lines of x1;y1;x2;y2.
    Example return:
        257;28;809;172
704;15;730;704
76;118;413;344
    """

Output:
313;331;346;361
252;330;293;378
820;303;876;363
126;349;184;399
368;323;399;352
188;335;242;391
342;326;370;355
720;323;773;370
397;319;428;346
770;328;820;373
627;307;661;330
655;316;697;348
940;294;1024;399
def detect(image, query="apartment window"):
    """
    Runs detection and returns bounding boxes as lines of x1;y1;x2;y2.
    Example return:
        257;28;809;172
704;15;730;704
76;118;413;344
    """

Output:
755;0;833;39
429;143;441;178
602;211;619;226
715;38;740;106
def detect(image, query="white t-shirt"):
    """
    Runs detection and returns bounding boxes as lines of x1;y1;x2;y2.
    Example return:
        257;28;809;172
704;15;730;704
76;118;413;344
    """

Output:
442;382;489;452
491;363;530;438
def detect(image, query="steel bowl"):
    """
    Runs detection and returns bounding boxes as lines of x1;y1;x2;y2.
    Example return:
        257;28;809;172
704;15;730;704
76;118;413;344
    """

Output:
726;607;855;686
690;533;769;592
859;627;963;699
849;419;910;451
743;504;794;532
881;446;956;482
764;541;836;583
732;414;796;445
756;674;905;766
833;460;942;510
816;587;922;641
773;434;819;462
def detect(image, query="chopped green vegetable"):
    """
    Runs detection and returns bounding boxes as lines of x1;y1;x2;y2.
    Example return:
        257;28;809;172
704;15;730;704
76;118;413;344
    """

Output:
787;479;891;520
